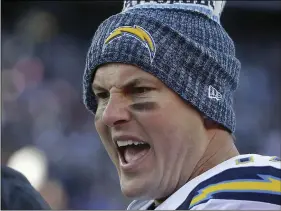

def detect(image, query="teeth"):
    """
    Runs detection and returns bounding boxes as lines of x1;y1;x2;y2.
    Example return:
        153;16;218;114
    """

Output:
116;140;146;147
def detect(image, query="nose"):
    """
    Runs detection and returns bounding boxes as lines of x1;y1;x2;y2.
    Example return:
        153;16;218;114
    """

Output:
101;93;131;127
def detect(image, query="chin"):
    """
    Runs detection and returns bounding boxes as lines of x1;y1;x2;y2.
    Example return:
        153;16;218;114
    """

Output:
121;183;146;199
120;177;155;200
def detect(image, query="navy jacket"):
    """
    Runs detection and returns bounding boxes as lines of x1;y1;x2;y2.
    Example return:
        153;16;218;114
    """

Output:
1;166;51;210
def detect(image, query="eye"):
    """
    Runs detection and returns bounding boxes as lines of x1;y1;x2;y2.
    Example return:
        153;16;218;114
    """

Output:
131;87;153;95
95;92;109;100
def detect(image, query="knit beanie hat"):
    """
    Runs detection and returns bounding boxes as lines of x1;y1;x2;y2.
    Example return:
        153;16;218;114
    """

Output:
83;0;241;133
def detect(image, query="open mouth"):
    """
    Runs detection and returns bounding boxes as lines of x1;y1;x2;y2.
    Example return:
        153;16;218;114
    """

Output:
117;140;151;164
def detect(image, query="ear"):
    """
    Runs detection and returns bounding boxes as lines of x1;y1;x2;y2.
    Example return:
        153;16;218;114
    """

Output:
203;116;222;140
203;116;226;129
203;116;216;129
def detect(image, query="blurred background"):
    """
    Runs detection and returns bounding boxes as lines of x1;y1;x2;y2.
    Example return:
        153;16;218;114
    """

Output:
1;1;281;209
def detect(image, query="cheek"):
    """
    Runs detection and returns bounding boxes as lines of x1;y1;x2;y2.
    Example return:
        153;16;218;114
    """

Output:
95;121;119;167
137;106;202;159
138;111;187;158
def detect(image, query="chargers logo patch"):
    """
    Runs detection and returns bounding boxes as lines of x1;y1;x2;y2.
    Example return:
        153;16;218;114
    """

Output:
104;25;156;63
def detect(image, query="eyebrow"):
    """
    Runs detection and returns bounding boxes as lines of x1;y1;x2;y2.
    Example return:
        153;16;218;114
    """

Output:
92;78;152;92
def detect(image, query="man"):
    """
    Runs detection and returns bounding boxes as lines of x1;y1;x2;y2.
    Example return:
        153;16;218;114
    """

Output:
83;0;281;209
1;166;51;210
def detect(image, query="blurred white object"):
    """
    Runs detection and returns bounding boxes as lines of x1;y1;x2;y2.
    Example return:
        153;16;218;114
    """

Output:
7;146;48;191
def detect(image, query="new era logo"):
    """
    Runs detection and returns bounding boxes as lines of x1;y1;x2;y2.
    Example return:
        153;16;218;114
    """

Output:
208;85;222;101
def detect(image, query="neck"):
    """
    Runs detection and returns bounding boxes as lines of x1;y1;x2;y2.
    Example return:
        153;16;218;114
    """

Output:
154;129;239;206
189;129;239;180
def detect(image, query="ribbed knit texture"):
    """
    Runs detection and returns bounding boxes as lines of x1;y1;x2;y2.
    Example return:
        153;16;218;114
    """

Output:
83;6;241;132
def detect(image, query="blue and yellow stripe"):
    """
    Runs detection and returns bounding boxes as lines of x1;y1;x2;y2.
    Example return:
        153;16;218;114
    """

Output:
189;174;281;208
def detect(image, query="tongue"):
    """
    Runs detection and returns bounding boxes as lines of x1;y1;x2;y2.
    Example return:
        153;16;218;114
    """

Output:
124;145;150;163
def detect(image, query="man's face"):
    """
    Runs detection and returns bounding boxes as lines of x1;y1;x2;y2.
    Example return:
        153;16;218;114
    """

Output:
93;63;209;199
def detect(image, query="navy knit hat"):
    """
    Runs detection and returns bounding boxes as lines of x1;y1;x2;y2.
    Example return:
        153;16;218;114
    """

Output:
83;0;241;133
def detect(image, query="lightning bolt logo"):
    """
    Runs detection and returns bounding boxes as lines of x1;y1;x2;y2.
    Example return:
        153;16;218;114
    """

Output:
104;25;156;63
190;175;281;208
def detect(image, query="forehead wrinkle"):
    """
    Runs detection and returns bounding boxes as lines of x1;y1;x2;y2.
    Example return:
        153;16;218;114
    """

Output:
93;63;160;92
93;76;155;92
92;70;119;92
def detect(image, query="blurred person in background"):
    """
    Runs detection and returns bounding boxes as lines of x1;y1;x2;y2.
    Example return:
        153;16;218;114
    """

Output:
1;166;51;210
83;0;281;210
